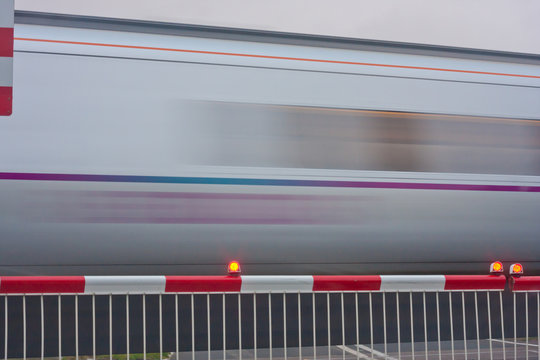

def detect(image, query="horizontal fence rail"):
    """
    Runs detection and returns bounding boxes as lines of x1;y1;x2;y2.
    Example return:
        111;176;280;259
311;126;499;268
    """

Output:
0;274;538;360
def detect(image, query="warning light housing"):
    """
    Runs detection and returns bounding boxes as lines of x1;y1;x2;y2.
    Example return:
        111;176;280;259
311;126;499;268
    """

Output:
509;263;523;276
489;261;504;274
228;261;241;275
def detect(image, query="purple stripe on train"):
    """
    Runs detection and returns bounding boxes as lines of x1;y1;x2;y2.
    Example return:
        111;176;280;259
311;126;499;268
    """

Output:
0;172;539;192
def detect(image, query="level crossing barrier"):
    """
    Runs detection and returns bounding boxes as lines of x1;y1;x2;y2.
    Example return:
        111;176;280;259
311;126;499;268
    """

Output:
0;272;537;360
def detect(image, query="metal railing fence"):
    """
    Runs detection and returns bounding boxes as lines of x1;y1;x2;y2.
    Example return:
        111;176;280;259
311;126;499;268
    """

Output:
0;274;537;359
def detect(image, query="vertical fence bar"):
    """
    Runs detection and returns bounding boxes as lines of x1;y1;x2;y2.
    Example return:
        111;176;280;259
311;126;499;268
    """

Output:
436;291;441;360
254;293;257;360
239;294;242;360
58;295;61;360
298;292;301;360
355;292;359;360
396;292;400;360
126;295;130;360
312;293;315;360
160;294;163;360
75;295;78;360
537;293;539;360
410;291;415;359
93;294;96;360
487;292;493;360
462;292;467;360
143;294;147;360
222;294;226;360
526;293;529;360
341;292;345;360
191;294;195;360
284;293;287;360
382;292;387;356
175;295;179;360
514;292;517;360
423;291;428;360
23;296;26;360
207;293;211;360
474;292;480;360
269;293;273;360
327;292;330;360
449;292;454;360
41;296;44;360
500;292;506;360
4;297;6;360
369;292;374;360
110;295;113;360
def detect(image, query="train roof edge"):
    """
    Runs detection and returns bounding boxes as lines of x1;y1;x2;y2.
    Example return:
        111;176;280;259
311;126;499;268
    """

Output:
14;10;540;65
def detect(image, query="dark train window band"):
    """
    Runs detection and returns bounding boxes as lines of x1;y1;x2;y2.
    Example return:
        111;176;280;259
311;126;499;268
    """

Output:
179;101;540;176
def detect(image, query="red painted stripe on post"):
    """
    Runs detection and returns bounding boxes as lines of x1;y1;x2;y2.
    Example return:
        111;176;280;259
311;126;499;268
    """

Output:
444;275;506;290
0;86;11;116
165;276;242;292
0;28;13;57
312;275;381;291
510;276;540;291
0;276;85;293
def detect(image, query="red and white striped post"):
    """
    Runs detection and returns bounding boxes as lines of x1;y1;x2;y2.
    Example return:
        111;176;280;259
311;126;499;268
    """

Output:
0;0;14;116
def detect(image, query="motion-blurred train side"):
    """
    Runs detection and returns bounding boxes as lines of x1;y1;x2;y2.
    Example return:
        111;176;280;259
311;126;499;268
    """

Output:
0;12;539;276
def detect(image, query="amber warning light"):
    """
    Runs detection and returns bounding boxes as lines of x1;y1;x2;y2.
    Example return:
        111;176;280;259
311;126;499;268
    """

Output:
490;261;503;274
509;263;523;276
228;261;241;275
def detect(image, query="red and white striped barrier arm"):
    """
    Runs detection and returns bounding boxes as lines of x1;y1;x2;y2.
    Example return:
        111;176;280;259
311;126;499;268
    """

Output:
510;276;540;292
0;275;506;294
0;0;14;116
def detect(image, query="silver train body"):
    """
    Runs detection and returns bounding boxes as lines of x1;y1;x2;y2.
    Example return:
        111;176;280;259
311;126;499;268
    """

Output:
0;13;539;276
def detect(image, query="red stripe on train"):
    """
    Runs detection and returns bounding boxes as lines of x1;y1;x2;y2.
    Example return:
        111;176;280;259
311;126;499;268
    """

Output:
312;276;381;291
0;276;85;293
165;276;242;292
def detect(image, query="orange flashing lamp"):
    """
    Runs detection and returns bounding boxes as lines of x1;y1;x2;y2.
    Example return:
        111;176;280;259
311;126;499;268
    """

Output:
509;263;523;276
228;261;241;275
490;261;503;274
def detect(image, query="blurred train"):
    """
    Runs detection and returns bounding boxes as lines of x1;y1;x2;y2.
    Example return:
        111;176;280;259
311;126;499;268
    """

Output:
0;12;539;276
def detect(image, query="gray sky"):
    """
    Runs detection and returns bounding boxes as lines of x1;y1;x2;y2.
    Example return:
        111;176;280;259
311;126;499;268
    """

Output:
15;0;540;54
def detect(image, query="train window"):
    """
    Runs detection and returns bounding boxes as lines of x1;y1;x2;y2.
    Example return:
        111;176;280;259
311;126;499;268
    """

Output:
178;101;540;176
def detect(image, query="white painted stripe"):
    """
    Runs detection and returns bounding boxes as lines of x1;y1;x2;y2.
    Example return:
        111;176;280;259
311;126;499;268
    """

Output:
84;276;166;294
240;275;314;293
356;344;398;360
0;0;14;28
0;57;12;86
489;339;539;348
336;345;371;359
380;275;446;291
